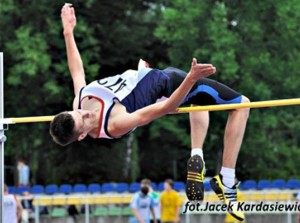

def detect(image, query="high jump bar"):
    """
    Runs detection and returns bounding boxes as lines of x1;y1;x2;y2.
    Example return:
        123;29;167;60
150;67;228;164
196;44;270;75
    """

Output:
0;98;300;124
177;98;300;112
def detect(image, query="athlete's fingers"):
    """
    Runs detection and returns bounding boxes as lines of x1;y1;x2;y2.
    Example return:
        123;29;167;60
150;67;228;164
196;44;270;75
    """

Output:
192;65;214;73
197;67;216;76
203;67;216;76
202;66;216;72
61;4;66;13
197;64;214;67
61;8;66;17
192;58;197;67
67;4;71;14
192;64;214;70
62;5;68;14
62;3;71;11
71;7;75;16
194;66;214;73
200;67;215;73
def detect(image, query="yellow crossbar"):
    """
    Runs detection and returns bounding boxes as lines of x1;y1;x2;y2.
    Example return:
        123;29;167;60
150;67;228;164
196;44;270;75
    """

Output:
1;98;300;124
1;116;54;124
12;116;54;123
177;98;300;113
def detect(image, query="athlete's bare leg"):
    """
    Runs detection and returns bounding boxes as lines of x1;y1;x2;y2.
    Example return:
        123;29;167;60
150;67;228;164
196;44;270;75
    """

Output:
185;110;209;201
190;111;209;150
210;96;250;222
223;96;250;168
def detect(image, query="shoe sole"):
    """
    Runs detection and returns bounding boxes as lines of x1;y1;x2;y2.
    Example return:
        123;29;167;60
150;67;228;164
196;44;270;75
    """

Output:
185;155;204;202
210;177;245;222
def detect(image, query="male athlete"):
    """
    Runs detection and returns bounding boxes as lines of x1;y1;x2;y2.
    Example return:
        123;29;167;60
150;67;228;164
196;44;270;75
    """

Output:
4;184;23;223
50;4;250;221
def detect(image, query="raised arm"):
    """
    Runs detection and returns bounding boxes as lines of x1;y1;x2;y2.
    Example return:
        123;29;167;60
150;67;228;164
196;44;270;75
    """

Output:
110;58;216;136
61;4;86;99
16;196;23;222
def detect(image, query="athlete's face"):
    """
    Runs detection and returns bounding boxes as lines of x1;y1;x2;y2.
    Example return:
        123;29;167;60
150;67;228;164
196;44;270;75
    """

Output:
164;182;172;191
69;110;95;141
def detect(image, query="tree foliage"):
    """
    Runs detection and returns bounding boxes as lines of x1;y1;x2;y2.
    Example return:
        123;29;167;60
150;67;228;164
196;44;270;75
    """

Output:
156;0;300;180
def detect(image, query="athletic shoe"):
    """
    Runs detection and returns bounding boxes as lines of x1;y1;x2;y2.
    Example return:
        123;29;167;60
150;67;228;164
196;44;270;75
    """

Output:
185;155;205;202
210;174;245;222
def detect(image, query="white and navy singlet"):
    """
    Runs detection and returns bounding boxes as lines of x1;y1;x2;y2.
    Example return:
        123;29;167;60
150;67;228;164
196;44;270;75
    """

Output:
79;66;242;138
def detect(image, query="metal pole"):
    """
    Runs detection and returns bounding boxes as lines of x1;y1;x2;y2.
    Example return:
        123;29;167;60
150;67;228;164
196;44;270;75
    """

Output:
34;197;40;223
0;52;6;223
287;199;292;223
85;198;90;223
185;212;190;223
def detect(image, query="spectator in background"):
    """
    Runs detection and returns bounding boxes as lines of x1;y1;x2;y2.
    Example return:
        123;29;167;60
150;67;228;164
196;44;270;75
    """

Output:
146;179;161;223
21;191;34;223
4;184;23;223
17;159;30;187
130;178;157;223
160;179;181;223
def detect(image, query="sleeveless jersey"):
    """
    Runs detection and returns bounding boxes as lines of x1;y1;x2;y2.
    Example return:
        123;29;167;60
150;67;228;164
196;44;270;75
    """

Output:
4;194;18;223
79;65;152;139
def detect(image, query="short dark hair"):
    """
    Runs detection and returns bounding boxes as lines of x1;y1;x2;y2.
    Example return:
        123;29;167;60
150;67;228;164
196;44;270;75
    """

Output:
18;158;26;163
165;179;174;188
49;112;80;146
4;184;7;193
141;178;151;186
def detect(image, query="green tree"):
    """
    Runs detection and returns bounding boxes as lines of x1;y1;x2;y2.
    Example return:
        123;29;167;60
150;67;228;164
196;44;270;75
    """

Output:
1;0;168;185
156;0;300;180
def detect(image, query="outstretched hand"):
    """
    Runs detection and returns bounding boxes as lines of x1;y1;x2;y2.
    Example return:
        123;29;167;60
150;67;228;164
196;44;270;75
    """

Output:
61;3;76;34
188;58;216;81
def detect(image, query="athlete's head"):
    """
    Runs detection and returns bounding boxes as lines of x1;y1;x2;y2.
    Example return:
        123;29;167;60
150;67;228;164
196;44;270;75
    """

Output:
140;178;151;188
164;179;174;191
140;178;151;195
50;110;94;146
4;184;8;194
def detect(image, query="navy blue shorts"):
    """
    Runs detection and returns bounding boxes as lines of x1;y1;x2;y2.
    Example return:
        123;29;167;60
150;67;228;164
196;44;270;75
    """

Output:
121;68;242;113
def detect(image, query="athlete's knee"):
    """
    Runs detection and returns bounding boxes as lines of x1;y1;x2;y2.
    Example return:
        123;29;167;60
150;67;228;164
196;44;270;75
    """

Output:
241;95;250;104
238;95;250;119
229;96;250;119
189;111;209;127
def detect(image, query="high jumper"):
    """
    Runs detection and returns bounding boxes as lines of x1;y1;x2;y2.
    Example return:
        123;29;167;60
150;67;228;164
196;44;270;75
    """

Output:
50;3;250;221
